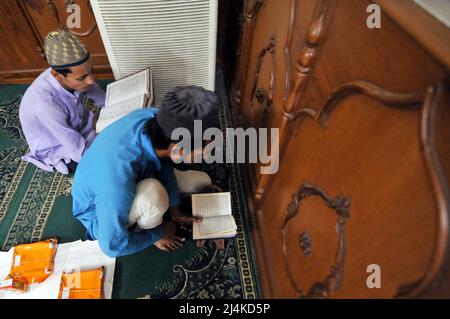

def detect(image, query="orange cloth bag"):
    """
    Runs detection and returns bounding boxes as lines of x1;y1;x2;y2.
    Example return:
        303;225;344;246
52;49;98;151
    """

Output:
58;267;104;299
0;238;58;291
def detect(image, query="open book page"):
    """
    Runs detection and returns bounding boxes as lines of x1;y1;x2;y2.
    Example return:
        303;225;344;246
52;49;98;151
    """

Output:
192;192;232;218
98;95;145;121
146;69;153;106
105;69;149;106
197;215;237;236
96;95;145;132
191;192;236;239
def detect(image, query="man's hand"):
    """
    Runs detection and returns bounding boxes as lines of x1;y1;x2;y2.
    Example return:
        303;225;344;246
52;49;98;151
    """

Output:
169;206;202;226
153;221;186;252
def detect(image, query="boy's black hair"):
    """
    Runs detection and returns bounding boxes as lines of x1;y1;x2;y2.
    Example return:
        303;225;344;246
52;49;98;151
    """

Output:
52;67;72;77
143;117;173;150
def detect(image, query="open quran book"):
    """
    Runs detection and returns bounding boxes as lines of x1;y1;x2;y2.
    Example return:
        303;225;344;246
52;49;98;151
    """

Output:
192;192;237;240
96;68;153;133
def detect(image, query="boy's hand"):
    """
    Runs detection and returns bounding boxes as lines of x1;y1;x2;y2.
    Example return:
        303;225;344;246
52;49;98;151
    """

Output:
154;237;185;252
169;206;202;225
153;221;186;252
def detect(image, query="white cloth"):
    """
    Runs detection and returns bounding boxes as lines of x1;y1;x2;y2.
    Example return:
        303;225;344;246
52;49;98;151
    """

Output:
127;169;212;230
128;178;169;229
174;168;212;194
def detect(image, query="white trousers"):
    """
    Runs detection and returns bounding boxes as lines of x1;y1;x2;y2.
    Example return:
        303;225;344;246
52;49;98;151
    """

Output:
128;168;212;230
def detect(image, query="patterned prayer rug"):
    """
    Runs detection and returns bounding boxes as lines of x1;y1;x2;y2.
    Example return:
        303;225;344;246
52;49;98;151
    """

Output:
0;70;260;299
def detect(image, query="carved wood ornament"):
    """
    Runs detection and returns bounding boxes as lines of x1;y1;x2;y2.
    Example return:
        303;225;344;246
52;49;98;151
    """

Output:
281;183;351;298
251;0;336;297
395;83;450;298
233;0;264;109
249;34;276;128
283;0;296;101
255;0;337;203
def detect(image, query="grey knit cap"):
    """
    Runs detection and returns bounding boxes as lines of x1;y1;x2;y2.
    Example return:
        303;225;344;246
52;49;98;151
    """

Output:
156;86;220;138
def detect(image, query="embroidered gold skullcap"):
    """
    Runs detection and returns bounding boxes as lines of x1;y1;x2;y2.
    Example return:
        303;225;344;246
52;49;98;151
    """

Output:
44;29;90;68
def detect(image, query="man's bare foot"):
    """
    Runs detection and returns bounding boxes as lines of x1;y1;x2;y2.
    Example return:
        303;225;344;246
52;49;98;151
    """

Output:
153;221;186;252
169;206;202;225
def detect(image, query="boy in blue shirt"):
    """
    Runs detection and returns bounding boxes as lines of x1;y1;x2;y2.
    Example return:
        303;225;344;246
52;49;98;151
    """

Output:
71;86;221;257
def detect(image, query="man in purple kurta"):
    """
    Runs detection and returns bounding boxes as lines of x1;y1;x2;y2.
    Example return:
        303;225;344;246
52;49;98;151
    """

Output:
19;30;106;174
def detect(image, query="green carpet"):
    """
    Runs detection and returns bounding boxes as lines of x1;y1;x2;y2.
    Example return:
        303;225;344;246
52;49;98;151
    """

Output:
0;71;259;299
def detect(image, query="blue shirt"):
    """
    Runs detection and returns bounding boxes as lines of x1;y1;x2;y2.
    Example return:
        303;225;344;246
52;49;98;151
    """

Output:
71;108;181;257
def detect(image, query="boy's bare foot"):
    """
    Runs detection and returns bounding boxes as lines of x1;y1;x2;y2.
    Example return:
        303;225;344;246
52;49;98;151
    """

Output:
153;221;186;252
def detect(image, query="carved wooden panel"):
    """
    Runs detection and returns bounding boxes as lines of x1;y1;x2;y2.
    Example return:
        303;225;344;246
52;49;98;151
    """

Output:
248;34;276;129
233;0;264;110
406;82;450;298
257;81;449;298
233;0;285;218
255;0;447;204
294;0;448;114
231;0;450;299
255;0;336;202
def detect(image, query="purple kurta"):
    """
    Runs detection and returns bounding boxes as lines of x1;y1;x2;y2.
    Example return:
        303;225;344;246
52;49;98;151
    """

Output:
19;68;106;174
